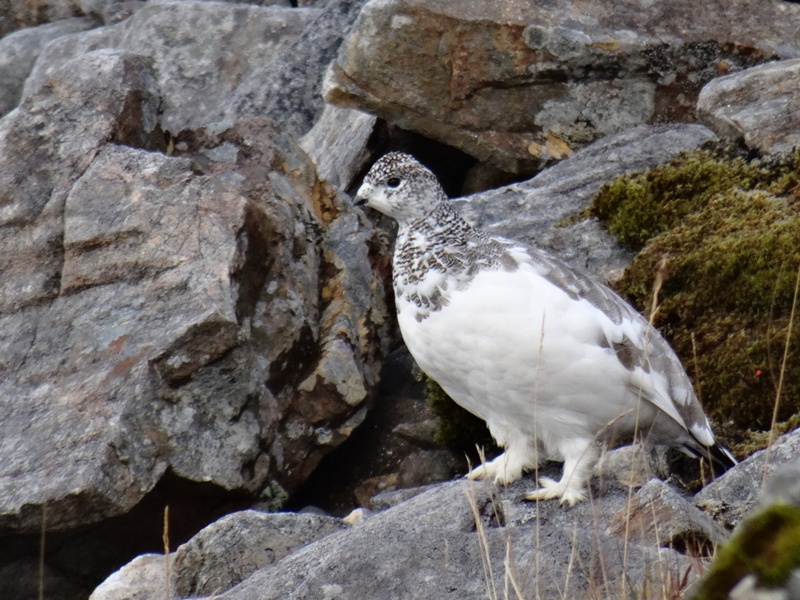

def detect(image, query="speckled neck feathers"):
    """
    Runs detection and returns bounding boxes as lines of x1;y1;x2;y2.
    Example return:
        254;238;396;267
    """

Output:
394;202;517;321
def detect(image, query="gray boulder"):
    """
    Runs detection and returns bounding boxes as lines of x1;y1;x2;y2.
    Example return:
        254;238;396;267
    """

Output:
696;428;800;529
690;445;800;600
698;58;800;155
23;1;322;133
0;45;389;596
215;0;372;137
152;475;699;600
299;104;377;191
0;16;97;117
90;510;347;599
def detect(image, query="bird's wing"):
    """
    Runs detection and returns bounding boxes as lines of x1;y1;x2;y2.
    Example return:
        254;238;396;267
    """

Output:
501;240;715;444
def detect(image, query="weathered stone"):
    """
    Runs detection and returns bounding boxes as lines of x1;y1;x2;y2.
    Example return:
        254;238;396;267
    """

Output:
453;124;717;278
0;48;161;314
0;44;389;598
609;479;729;555
79;0;291;25
690;457;800;600
326;0;800;173
175;477;698;600
595;444;670;488
698;58;800;155
215;0;371;137
695;428;800;529
0;0;83;38
91;511;349;599
299;104;377;191
87;554;167;600
397;449;461;487
0;17;97;117
24;2;321;133
172;511;347;598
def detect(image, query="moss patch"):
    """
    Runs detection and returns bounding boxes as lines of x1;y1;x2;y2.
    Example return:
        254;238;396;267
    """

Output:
591;148;800;250
424;375;495;457
591;146;800;442
693;503;800;600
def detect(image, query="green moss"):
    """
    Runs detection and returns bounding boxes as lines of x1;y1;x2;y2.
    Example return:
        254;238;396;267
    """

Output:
592;146;800;435
424;375;494;454
257;480;289;512
590;149;800;250
693;503;800;600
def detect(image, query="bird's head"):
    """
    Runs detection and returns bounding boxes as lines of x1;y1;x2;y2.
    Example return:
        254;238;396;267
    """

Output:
355;152;447;223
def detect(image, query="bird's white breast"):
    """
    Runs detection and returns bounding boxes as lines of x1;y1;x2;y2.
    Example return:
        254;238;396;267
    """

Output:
396;261;673;445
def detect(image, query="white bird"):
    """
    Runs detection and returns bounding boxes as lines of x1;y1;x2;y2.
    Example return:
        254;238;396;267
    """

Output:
355;152;736;506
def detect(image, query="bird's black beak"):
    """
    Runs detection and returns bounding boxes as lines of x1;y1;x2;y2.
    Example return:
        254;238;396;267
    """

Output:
353;195;367;207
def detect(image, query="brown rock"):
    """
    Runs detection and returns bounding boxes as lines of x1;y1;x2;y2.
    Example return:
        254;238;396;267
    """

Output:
326;0;800;174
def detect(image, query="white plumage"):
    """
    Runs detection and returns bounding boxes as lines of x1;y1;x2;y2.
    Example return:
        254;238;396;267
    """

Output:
356;152;735;505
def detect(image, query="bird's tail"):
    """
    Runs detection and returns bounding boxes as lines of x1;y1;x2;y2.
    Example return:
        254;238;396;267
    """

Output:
686;441;738;476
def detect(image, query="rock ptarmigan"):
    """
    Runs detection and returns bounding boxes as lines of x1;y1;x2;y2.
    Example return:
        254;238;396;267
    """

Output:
355;152;736;506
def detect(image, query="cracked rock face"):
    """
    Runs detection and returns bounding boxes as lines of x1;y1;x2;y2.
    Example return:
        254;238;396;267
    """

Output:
325;0;800;174
0;48;389;540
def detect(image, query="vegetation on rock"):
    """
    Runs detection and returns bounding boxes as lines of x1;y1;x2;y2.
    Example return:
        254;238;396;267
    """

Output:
590;146;800;452
692;502;800;600
424;375;494;456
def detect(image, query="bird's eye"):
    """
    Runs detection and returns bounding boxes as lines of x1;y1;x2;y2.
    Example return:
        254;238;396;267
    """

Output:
387;177;401;188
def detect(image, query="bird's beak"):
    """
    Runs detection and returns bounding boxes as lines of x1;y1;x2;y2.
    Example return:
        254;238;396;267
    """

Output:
353;182;371;207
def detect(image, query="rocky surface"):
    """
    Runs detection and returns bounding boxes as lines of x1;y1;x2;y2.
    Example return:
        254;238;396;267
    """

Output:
1;0;799;598
696;428;800;529
90;429;800;600
690;451;800;600
0;16;97;117
698;58;800;155
214;0;372;137
0;46;388;599
0;0;83;38
325;0;800;174
21;1;322;134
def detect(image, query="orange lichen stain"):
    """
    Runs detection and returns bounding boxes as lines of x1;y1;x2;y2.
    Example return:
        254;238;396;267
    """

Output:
545;133;573;160
310;180;338;224
527;141;546;158
591;40;621;52
716;60;732;75
527;133;573;160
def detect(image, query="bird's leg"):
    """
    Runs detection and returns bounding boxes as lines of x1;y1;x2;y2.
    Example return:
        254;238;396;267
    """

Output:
467;427;539;485
524;438;598;506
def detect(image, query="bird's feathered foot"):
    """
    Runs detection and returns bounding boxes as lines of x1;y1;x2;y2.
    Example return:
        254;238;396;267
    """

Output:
523;477;587;507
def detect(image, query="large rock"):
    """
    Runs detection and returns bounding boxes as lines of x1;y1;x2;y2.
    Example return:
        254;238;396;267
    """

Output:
299;104;377;191
690;454;800;600
325;0;800;174
0;0;83;38
90;510;349;599
146;476;698;599
0;16;97;117
0;47;388;596
22;1;322;133
215;0;371;137
695;428;800;529
698;58;800;155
